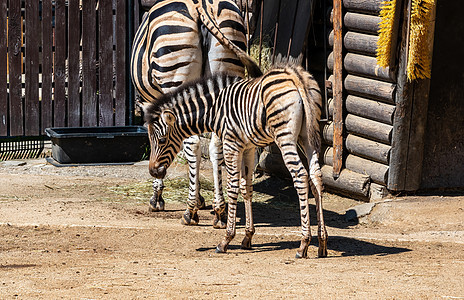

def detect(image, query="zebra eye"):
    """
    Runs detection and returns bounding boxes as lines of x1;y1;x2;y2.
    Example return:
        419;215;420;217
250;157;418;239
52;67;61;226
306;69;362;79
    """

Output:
159;137;167;145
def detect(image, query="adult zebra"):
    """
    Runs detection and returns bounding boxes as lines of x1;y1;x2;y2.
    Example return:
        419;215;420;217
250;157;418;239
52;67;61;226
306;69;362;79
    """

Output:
130;0;262;228
138;64;328;258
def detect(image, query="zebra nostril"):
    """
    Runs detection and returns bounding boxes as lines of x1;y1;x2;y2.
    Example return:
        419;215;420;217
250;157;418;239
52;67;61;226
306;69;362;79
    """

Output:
149;165;166;179
158;165;166;178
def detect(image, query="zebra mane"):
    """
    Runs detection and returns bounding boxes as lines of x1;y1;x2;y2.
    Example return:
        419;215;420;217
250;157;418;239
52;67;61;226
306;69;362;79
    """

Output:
142;73;240;121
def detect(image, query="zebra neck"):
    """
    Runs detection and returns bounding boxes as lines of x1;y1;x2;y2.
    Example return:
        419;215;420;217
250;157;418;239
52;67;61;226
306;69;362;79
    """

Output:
173;101;215;138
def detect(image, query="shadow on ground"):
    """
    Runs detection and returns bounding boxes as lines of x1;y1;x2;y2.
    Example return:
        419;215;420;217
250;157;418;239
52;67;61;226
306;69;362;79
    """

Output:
232;175;358;229
197;236;411;257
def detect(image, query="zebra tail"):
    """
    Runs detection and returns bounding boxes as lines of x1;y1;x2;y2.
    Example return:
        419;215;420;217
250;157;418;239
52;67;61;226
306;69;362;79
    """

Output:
196;6;263;77
293;65;322;153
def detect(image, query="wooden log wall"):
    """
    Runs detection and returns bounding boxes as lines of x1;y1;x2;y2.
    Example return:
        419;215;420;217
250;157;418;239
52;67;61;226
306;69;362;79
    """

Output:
321;0;398;200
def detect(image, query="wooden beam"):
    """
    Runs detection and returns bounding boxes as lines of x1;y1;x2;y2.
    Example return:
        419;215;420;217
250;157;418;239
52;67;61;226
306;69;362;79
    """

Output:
388;0;412;191
332;0;344;178
403;3;437;190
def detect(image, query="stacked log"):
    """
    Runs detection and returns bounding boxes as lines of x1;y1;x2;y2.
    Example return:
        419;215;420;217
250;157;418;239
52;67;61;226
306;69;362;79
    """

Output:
322;0;397;201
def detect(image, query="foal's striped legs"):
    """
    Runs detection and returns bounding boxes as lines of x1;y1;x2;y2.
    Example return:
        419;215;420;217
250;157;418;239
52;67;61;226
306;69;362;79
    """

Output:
240;149;256;249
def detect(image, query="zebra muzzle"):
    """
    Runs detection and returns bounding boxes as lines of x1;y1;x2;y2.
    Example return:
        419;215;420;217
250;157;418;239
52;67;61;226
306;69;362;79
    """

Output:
149;164;167;179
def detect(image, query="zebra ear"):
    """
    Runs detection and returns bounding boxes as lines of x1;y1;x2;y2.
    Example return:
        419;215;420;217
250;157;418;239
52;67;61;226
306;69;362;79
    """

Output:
162;110;176;126
136;99;151;115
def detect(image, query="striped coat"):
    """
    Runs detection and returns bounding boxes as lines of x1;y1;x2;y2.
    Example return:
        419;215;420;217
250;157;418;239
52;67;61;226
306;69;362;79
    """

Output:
140;64;328;258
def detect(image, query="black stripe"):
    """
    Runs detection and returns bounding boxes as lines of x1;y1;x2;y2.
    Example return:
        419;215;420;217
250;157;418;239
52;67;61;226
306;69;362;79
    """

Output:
266;100;293;120
262;78;290;93
217;1;242;17
149;2;194;22
218;19;246;36
151;61;190;73
155;44;196;58
273;119;290;128
160;81;183;89
151;25;194;45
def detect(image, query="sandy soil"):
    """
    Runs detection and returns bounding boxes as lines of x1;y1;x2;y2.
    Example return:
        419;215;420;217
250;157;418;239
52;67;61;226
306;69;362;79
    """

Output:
0;158;463;299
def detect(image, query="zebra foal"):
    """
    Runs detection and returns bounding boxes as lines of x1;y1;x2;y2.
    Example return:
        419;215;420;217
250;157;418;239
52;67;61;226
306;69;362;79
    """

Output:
139;64;328;258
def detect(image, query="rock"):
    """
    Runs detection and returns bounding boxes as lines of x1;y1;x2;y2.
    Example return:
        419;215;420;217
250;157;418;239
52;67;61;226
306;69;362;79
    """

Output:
345;202;377;221
1;161;27;167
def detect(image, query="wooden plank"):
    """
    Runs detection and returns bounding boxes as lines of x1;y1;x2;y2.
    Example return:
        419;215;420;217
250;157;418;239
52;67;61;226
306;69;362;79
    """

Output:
0;0;7;135
134;0;141;34
403;4;437;191
328;95;395;125
344;75;396;104
54;0;67;127
273;1;298;63
115;0;127;125
287;0;314;63
82;0;98;127
332;0;344;178
329;31;378;56
343;0;382;15
346;114;392;144
98;0;114;126
41;0;53;133
67;0;81;127
388;0;412;191
25;0;40;136
328;52;395;82
8;0;23;136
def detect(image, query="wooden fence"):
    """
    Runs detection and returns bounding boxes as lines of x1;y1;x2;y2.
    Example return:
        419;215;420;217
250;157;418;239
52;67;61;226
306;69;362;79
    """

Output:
0;0;134;138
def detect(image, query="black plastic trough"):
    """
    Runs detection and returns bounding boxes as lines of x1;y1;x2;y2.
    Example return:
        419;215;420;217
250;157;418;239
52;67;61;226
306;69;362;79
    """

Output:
45;126;149;164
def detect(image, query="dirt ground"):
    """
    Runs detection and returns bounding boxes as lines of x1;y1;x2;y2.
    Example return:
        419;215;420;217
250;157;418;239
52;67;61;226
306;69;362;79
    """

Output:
0;158;463;299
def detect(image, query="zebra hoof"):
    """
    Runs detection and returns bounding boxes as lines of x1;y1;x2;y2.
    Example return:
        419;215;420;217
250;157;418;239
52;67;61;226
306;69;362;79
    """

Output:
295;238;310;259
212;212;227;229
148;196;165;212
318;238;328;258
215;243;228;253
181;210;199;226
241;238;252;250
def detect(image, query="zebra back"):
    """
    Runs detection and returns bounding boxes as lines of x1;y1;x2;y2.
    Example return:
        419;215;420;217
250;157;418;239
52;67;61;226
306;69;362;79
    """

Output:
130;0;260;103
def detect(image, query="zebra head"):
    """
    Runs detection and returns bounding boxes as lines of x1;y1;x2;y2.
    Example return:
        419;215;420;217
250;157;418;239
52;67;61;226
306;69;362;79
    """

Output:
139;101;180;179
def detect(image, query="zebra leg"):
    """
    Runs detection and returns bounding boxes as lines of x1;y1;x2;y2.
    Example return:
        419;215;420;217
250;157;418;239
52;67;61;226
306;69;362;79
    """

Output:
240;149;255;250
209;133;227;229
149;178;165;212
308;150;328;258
277;142;312;259
181;135;203;226
216;149;242;253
